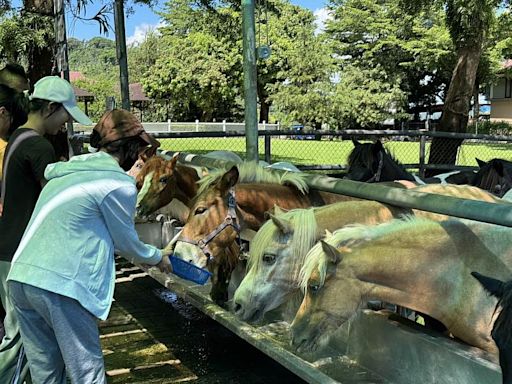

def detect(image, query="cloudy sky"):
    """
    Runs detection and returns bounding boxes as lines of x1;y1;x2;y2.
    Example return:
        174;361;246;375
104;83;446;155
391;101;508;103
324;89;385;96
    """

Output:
64;0;329;43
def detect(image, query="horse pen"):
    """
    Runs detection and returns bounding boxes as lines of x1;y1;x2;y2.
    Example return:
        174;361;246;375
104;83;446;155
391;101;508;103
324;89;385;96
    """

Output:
94;136;512;384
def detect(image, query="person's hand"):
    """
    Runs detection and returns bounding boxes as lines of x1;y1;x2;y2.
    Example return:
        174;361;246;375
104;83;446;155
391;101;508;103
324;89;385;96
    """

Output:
155;254;172;274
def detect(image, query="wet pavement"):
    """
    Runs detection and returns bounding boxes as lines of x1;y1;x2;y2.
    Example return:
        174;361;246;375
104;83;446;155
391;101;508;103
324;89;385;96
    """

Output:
101;262;307;383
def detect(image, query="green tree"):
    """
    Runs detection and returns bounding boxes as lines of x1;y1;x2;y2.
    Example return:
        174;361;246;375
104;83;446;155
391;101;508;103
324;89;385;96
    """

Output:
327;0;456;118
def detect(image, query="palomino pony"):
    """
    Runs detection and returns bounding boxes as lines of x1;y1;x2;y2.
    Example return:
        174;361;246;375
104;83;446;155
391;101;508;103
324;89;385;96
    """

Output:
290;218;512;356
346;140;475;185
472;272;512;384
172;164;358;305
233;184;504;323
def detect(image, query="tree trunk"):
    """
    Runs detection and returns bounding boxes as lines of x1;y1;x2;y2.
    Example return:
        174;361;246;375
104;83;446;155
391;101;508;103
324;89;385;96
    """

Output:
23;0;55;87
425;44;483;177
259;99;270;123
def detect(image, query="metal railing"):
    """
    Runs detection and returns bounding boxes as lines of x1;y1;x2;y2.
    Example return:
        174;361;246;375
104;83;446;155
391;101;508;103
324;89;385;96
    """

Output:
71;129;512;174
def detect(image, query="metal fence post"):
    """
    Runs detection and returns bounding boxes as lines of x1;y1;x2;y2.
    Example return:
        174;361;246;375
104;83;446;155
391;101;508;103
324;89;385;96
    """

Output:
195;119;199;132
264;134;271;163
263;120;266;131
419;134;426;178
168;119;171;132
223;120;227;132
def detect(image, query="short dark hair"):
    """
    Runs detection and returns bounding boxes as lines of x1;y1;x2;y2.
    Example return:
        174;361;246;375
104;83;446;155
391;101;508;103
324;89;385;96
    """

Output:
0;63;29;92
0;83;28;135
0;63;27;79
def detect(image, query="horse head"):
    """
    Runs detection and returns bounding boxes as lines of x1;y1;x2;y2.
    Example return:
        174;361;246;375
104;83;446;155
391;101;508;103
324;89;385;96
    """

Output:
291;240;361;354
472;272;512;384
473;158;512;198
233;207;317;323
127;145;159;179
173;166;241;305
346;139;414;182
136;155;180;217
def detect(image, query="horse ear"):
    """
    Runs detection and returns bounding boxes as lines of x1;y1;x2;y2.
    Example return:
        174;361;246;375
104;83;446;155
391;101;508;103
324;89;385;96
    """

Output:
324;229;333;238
373;140;383;154
320;240;343;265
218;166;239;193
165;153;179;172
476;158;487;168
493;160;505;177
471;272;505;298
352;139;361;147
270;214;293;234
140;146;158;162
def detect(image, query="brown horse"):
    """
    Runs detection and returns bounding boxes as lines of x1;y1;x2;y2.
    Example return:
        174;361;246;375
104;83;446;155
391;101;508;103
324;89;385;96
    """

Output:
172;164;359;304
135;155;203;220
290;217;512;358
233;184;504;323
126;145;160;179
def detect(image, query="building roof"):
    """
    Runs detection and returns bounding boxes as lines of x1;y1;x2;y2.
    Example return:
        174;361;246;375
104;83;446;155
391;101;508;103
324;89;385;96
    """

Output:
73;86;94;101
69;71;85;82
129;83;151;102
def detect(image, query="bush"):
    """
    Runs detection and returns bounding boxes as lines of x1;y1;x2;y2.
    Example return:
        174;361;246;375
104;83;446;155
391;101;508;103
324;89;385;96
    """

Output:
467;120;512;136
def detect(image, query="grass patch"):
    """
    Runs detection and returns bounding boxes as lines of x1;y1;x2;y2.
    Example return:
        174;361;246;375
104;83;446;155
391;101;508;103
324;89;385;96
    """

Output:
157;137;512;167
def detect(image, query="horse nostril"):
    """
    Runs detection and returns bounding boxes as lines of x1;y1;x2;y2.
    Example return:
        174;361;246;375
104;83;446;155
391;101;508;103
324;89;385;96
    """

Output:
188;259;193;264
234;302;242;313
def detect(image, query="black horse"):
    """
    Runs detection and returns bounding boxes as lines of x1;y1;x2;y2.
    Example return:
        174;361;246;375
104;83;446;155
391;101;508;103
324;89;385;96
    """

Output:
473;158;512;198
472;272;512;384
346;139;475;184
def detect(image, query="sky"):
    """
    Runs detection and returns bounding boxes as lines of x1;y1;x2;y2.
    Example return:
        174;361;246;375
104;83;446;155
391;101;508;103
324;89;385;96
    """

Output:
64;0;329;44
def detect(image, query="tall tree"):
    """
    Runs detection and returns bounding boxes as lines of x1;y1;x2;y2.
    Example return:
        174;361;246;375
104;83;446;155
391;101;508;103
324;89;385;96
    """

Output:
327;0;456;119
401;0;510;174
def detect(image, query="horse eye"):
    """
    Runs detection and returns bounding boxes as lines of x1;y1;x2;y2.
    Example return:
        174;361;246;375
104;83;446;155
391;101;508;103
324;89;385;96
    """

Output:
262;254;276;265
194;207;207;215
309;283;321;293
159;177;168;183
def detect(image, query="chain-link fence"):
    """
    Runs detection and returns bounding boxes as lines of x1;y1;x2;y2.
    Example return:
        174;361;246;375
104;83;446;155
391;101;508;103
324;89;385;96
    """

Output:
71;129;512;175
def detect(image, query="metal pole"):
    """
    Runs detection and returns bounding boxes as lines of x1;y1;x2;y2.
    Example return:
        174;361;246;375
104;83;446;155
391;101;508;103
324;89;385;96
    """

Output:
54;0;74;135
419;135;426;178
114;0;130;110
242;0;258;162
264;135;271;163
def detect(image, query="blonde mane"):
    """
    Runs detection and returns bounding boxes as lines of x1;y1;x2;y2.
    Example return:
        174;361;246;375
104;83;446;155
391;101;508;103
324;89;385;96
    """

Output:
298;216;430;292
248;208;318;282
196;162;309;196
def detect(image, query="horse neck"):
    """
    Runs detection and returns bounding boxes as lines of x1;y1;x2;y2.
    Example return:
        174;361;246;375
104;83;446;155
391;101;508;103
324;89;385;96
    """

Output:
175;165;200;206
234;184;313;230
342;222;509;339
382;154;414;181
315;200;405;230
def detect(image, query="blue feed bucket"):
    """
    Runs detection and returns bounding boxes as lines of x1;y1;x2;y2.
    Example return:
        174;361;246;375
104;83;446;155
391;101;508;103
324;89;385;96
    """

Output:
169;255;212;285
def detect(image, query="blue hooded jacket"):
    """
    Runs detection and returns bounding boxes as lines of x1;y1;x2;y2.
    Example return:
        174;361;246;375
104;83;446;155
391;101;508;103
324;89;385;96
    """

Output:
8;151;161;320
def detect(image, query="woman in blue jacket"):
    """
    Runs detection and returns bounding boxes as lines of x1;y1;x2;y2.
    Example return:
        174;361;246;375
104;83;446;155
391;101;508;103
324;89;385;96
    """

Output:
7;109;172;384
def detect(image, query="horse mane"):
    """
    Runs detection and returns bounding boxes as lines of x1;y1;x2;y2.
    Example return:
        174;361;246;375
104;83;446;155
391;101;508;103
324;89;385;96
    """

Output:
248;208;318;282
348;141;408;172
298;216;431;292
492;279;512;346
196;161;309;196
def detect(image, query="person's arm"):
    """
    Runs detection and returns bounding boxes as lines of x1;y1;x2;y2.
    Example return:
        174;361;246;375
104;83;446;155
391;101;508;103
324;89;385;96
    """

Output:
100;185;164;266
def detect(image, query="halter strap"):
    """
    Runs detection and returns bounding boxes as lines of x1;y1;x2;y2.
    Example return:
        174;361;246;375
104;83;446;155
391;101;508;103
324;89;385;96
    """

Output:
367;151;384;183
178;188;241;263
